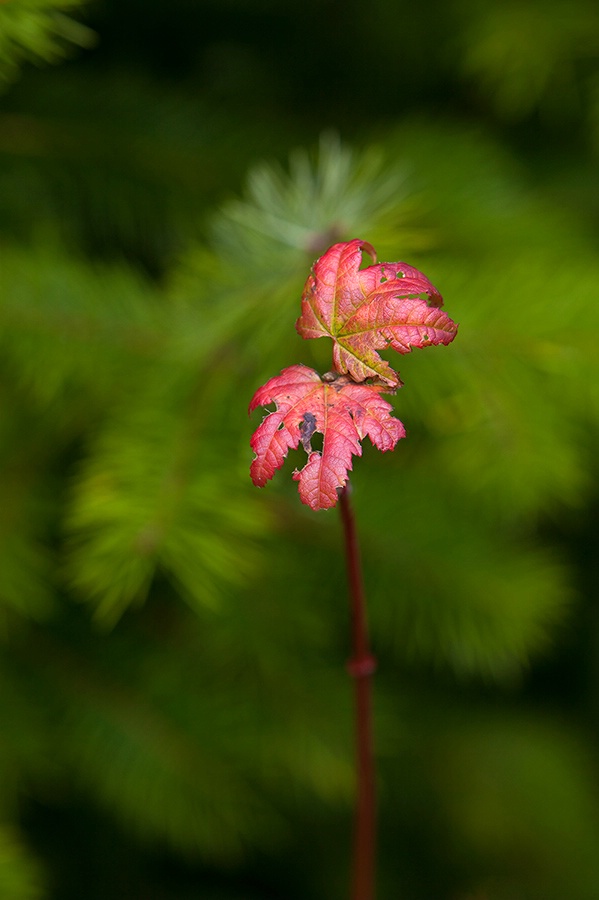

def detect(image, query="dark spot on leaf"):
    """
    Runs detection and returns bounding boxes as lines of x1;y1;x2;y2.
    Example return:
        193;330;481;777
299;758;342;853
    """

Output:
299;412;317;452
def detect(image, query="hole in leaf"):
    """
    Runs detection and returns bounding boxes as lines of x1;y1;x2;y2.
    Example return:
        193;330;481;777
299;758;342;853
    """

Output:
310;432;324;453
423;333;429;341
380;276;388;283
396;271;404;279
277;422;285;430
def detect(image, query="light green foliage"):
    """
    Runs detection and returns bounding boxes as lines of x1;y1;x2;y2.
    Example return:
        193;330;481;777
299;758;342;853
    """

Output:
0;0;94;84
365;476;571;679
386;123;599;520
0;826;45;900
64;381;269;625
0;246;167;403
0;528;54;630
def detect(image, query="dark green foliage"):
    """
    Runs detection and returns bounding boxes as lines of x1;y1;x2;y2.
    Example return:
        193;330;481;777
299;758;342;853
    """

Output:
2;2;599;898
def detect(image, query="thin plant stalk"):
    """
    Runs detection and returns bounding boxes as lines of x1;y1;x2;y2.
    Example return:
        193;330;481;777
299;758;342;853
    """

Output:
339;482;377;900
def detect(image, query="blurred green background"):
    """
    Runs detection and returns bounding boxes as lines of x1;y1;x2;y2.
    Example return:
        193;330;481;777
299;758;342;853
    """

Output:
1;1;599;898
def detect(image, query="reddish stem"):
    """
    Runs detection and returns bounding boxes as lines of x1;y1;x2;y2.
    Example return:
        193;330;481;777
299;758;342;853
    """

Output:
339;482;377;900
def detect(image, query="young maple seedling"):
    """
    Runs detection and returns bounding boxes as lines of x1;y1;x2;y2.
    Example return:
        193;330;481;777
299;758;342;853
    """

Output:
249;240;457;900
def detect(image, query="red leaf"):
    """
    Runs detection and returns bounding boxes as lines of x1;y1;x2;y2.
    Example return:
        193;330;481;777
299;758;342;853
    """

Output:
296;239;458;387
249;365;405;510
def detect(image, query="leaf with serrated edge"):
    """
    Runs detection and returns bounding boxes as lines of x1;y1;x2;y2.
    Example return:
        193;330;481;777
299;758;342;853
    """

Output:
296;239;457;386
249;365;404;510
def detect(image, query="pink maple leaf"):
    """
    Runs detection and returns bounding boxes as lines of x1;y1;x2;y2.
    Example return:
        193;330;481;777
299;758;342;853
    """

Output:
296;239;458;387
249;365;405;510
